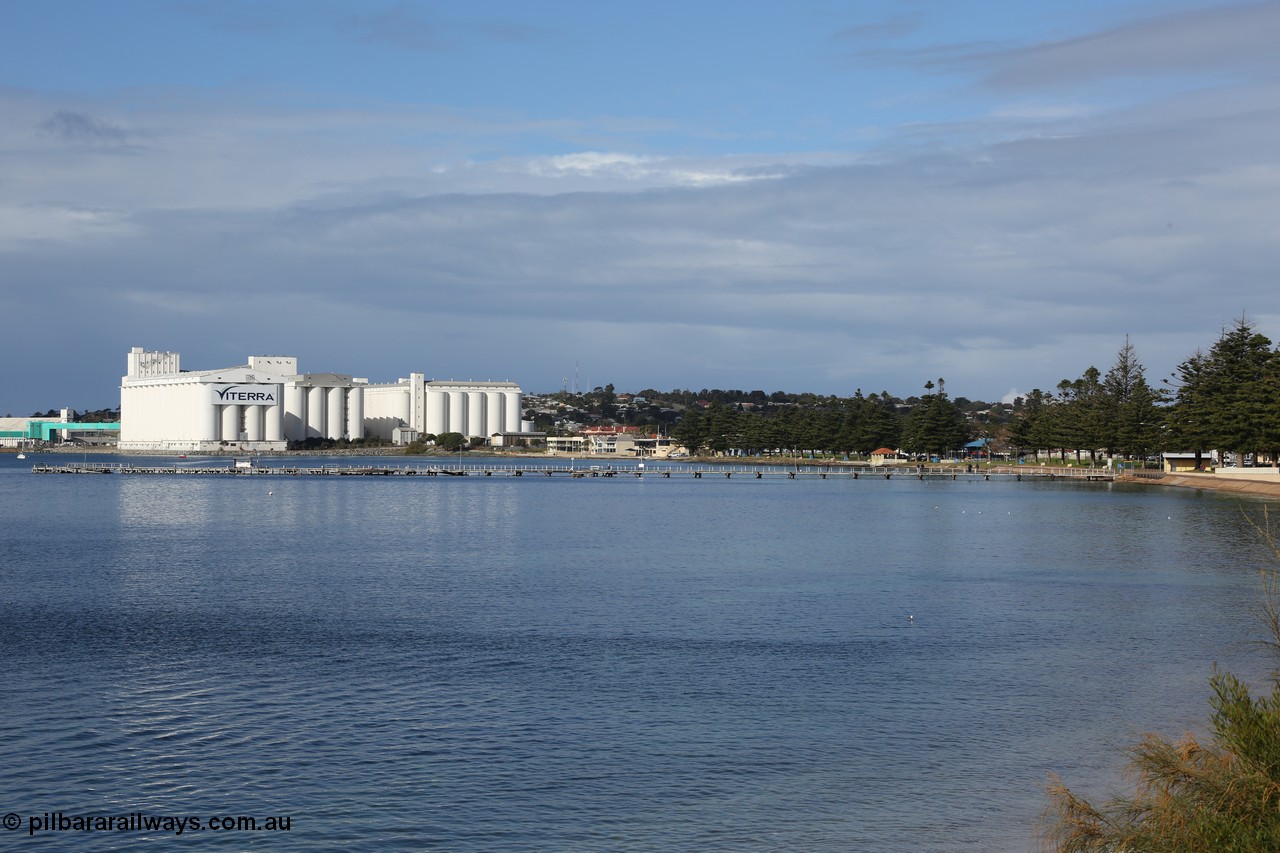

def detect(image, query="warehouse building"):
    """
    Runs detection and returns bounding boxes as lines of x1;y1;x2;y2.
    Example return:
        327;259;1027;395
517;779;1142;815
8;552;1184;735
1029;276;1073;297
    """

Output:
0;410;117;447
119;347;525;452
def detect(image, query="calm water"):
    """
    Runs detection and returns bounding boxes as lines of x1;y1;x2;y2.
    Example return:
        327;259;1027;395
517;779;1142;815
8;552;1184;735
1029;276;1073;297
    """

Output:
2;454;1277;851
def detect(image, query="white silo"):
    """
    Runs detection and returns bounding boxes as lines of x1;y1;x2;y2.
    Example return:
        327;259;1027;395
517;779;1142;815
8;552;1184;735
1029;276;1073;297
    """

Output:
426;389;447;435
346;387;364;440
307;387;327;438
503;390;521;433
221;404;241;442
467;392;485;438
265;391;284;442
284;383;307;442
448;391;467;435
245;405;264;442
326;387;345;440
486;391;504;436
201;385;219;442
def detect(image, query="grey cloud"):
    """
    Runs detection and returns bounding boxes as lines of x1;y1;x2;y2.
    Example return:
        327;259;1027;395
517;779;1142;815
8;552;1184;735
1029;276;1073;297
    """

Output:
40;110;127;144
833;14;921;43
172;0;293;33
68;108;1269;363
840;3;1280;93
471;21;549;44
6;52;1280;408
338;3;550;53
342;3;448;52
979;1;1280;90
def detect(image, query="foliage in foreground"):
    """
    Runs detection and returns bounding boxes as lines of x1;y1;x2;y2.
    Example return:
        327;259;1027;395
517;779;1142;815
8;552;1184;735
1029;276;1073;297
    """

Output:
1042;511;1280;852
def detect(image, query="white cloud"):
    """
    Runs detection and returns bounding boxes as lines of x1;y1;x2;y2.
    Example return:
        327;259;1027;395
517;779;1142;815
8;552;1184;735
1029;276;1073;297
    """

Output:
0;205;139;247
516;151;791;186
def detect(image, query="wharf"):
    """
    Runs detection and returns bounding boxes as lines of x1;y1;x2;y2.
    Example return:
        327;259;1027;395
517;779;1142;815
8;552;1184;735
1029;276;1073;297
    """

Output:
30;462;1115;481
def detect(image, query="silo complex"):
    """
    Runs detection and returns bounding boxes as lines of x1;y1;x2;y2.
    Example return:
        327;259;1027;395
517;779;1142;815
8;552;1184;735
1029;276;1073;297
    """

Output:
120;348;524;452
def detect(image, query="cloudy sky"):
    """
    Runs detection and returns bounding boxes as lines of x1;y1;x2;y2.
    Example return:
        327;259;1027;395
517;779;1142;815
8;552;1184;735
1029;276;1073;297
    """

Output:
3;1;1279;413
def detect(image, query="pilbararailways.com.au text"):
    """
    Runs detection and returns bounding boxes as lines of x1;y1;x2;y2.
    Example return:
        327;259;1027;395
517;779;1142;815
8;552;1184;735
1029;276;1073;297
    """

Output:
5;811;292;836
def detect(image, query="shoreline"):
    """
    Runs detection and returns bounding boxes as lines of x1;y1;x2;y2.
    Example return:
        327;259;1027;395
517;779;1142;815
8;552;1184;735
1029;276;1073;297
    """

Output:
3;446;526;459
1120;471;1280;500
10;445;1280;501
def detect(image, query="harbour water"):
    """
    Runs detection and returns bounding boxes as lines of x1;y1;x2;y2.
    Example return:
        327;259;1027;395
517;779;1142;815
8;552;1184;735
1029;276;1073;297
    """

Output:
2;454;1277;851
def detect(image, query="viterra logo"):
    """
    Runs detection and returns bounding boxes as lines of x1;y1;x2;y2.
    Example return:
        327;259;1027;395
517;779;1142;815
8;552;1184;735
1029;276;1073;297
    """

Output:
214;385;278;404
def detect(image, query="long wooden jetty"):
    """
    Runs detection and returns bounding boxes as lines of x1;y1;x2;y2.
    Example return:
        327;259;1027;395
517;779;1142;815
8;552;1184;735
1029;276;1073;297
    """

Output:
31;461;1114;482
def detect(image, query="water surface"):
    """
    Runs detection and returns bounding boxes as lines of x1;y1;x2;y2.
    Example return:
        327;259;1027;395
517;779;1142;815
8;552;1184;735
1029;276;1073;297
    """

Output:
2;455;1275;850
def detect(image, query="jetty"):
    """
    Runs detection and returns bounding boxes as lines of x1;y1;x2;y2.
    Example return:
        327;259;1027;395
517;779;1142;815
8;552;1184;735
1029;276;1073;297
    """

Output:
31;461;1114;481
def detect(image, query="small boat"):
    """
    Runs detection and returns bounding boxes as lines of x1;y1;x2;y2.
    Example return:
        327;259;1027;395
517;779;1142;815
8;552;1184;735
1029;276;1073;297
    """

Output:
16;452;26;460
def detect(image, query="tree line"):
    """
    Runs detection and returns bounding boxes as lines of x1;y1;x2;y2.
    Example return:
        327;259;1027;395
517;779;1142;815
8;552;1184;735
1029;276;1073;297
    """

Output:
663;316;1280;463
669;380;970;458
1015;317;1280;465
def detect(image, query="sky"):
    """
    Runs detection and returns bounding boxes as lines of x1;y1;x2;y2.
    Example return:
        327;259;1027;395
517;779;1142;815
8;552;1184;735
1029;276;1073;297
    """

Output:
2;0;1279;413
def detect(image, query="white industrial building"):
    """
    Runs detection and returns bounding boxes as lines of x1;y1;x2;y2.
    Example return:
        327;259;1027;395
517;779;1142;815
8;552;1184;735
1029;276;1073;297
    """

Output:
119;347;526;452
359;375;524;442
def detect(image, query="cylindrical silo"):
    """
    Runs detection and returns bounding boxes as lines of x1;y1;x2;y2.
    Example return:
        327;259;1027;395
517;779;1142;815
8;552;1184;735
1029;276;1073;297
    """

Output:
221;405;240;442
503;390;521;433
200;385;219;442
327;387;345;440
467;392;484;438
245;405;263;442
347;387;365;440
485;391;504;437
448;391;467;435
284;383;306;442
426;389;447;436
265;393;284;442
391;386;411;425
307;387;326;438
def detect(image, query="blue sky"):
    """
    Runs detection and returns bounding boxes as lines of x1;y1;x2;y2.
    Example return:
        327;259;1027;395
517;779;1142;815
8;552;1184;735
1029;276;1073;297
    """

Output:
3;1;1279;412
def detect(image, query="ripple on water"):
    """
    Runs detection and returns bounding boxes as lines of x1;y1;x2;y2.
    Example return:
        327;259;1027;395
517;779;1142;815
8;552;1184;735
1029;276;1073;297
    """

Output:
1;474;1272;851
